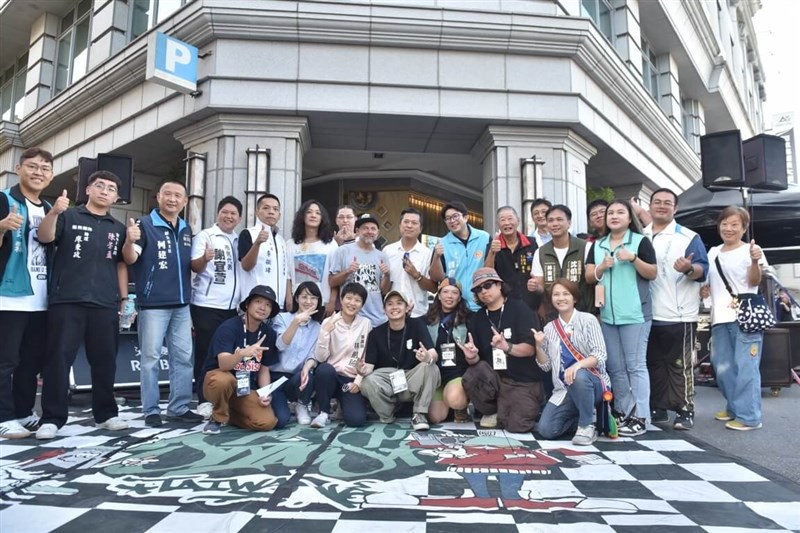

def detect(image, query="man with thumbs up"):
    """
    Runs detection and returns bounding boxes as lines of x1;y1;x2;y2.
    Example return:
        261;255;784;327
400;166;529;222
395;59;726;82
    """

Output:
328;213;391;326
0;147;55;439
34;170;130;439
643;188;709;431
189;196;243;412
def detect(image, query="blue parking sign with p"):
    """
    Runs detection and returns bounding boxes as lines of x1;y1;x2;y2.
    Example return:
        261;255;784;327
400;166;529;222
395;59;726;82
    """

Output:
146;32;198;94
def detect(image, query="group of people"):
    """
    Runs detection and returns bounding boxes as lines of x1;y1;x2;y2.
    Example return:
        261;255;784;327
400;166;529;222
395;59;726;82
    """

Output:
0;146;769;445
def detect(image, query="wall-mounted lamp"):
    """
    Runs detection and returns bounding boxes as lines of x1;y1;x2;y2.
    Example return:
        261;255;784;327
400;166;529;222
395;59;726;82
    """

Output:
185;151;206;231
245;145;270;226
520;155;546;235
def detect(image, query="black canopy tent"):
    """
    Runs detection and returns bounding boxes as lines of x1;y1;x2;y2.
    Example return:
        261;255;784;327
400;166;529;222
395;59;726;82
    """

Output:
675;180;800;264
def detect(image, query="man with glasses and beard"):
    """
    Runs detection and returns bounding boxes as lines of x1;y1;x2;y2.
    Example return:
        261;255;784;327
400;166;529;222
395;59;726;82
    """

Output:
458;268;543;431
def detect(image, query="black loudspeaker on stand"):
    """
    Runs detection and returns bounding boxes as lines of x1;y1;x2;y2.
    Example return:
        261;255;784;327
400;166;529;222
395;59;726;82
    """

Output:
77;153;134;205
701;130;787;192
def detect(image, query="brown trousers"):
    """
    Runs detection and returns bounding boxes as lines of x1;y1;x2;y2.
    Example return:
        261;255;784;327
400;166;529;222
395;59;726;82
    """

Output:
203;369;277;431
462;360;543;433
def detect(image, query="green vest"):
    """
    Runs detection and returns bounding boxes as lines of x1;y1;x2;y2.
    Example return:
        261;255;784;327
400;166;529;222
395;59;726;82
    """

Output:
539;235;594;315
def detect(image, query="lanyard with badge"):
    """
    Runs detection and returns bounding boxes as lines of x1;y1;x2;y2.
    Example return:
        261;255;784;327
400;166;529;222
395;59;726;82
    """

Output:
236;318;264;396
487;305;511;370
439;313;457;368
388;326;409;393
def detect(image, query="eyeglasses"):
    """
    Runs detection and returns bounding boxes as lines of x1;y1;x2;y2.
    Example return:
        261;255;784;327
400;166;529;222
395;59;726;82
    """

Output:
92;182;118;194
589;209;606;218
444;213;462;223
651;200;675;207
298;294;319;302
22;163;53;174
472;281;498;293
337;214;355;220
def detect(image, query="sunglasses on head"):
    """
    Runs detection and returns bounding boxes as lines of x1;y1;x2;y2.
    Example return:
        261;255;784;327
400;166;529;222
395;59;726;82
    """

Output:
472;280;498;293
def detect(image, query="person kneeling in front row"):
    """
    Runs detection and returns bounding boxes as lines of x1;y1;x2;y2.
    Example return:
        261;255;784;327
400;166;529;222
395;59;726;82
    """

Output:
360;290;441;431
534;278;611;445
201;285;280;434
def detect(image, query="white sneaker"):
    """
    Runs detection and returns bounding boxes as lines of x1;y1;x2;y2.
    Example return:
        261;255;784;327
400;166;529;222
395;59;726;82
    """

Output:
35;423;58;440
310;411;329;428
95;416;129;431
296;403;312;425
17;412;40;431
0;419;31;439
479;413;498;428
197;402;214;420
572;424;597;446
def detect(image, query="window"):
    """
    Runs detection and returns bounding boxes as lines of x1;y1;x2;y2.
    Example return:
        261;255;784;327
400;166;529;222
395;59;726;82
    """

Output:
53;0;93;96
580;0;614;42
0;52;28;122
130;0;185;41
641;37;659;101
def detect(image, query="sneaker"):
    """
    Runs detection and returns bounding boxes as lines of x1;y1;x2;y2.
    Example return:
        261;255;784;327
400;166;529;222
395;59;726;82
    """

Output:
17;413;41;431
725;420;762;431
650;409;669;424
617;416;646;437
203;419;222;434
330;399;343;421
197;402;213;420
673;410;694;430
411;413;430;431
479;413;498;428
35;423;58;440
95;416;129;431
310;411;329;428
453;408;470;423
296;403;312;425
0;420;31;440
714;410;733;421
572;424;597;446
145;414;163;427
169;410;203;422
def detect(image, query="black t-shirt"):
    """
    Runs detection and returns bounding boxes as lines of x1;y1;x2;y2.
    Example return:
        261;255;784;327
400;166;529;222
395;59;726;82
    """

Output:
366;317;434;370
468;298;542;382
586;236;657;266
429;313;470;384
50;206;126;308
203;315;279;389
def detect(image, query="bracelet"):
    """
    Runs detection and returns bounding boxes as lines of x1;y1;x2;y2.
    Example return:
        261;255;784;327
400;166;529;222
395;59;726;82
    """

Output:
630;253;638;262
416;274;423;281
685;265;695;277
594;269;605;282
505;342;514;355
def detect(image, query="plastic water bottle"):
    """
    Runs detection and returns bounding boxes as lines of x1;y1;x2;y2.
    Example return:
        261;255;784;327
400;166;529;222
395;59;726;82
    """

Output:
119;294;137;330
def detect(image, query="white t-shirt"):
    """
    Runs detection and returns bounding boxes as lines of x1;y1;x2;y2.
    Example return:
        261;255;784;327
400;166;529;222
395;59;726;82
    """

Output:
0;200;48;312
286;239;338;304
383;239;432;318
191;224;240;310
707;243;769;325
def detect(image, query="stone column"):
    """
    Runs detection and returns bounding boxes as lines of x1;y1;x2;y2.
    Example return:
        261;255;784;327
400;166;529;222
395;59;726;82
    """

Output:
682;99;706;154
472;126;597;234
657;52;682;131
174;114;310;235
89;0;128;70
613;0;643;77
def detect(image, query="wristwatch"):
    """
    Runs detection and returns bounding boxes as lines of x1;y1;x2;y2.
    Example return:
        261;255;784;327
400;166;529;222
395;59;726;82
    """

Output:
685;265;695;276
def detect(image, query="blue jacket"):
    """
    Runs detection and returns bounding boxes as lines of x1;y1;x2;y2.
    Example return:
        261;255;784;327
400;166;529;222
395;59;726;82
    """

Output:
0;186;52;297
132;209;193;308
440;225;490;311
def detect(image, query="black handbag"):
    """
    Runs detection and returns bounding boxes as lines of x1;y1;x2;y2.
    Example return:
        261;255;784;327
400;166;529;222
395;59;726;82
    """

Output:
715;256;776;333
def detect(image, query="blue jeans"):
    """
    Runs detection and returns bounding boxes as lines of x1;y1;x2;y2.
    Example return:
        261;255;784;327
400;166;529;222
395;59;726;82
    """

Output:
602;321;651;421
271;370;315;428
537;370;603;439
711;322;762;426
138;306;194;417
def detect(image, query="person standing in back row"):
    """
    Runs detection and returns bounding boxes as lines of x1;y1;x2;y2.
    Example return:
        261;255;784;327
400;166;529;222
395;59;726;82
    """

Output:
35;171;130;439
123;181;202;427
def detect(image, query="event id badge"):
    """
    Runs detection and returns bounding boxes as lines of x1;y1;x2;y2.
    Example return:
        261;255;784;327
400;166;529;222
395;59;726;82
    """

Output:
389;369;408;394
492;348;507;370
441;343;457;367
235;370;250;396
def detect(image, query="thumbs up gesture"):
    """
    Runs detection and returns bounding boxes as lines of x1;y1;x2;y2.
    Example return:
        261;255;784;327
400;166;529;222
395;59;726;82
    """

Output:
615;243;635;262
347;256;359;274
127;218;141;241
204;242;215;262
255;224;269;244
673;252;694;274
490;231;502;253
52;189;70;214
379;259;390;275
597;251;614;275
0;203;24;232
749;239;763;262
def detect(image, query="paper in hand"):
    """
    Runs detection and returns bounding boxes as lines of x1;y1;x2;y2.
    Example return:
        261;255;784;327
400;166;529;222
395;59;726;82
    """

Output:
256;376;288;398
